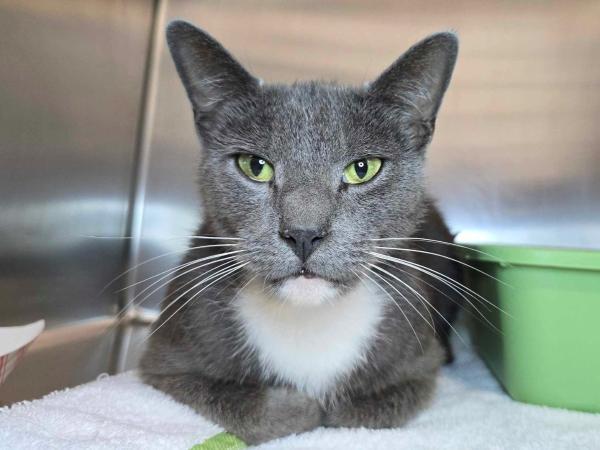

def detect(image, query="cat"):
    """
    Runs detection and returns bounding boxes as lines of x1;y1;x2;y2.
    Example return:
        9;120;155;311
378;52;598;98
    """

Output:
140;20;461;445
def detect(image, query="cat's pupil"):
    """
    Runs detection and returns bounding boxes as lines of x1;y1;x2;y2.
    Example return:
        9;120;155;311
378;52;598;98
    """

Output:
250;157;265;176
355;160;368;178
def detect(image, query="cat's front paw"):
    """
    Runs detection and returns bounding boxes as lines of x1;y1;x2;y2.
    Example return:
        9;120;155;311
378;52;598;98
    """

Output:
239;387;322;444
265;387;323;427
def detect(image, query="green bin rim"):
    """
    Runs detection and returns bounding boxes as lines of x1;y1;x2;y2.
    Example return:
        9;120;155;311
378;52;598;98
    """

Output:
458;243;600;271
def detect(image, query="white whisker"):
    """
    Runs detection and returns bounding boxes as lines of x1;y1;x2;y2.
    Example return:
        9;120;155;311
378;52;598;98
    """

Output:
362;264;435;331
136;255;246;310
353;268;423;353
158;261;248;318
373;246;510;287
367;237;501;261
368;251;510;318
368;263;467;347
367;251;507;333
116;249;247;294
85;235;244;241
114;250;248;321
374;259;496;333
99;243;242;295
144;262;248;343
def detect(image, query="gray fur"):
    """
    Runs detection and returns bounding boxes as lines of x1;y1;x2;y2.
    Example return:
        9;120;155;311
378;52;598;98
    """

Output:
140;20;460;445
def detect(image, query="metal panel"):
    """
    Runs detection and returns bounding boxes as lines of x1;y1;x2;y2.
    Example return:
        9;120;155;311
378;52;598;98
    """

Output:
0;0;153;325
0;0;154;400
128;0;204;316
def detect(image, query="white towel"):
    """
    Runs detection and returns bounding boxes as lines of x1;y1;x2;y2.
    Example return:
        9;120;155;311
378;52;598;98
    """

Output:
1;336;599;450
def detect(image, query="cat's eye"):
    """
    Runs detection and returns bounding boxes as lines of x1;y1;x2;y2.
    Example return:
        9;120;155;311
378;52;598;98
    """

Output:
237;154;274;182
343;158;382;184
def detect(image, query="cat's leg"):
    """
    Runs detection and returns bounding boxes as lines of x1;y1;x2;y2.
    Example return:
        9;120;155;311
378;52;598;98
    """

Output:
144;373;323;444
323;377;436;429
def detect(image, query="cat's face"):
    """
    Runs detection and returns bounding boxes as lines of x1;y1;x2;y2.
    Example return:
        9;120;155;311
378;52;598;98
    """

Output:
167;21;457;305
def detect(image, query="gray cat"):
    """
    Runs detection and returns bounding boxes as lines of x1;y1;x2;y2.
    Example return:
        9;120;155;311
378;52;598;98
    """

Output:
140;20;461;445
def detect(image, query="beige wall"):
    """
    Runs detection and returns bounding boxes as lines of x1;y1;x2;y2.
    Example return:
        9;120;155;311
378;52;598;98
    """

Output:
160;0;600;247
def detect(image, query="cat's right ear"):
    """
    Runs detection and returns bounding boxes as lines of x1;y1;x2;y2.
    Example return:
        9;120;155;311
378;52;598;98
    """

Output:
367;32;458;151
166;21;259;121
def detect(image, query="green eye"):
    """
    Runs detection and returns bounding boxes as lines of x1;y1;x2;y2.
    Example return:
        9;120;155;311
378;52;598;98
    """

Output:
343;158;382;184
237;154;274;182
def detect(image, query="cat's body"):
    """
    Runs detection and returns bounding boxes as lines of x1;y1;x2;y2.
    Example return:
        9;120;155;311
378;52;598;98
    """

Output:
141;21;460;444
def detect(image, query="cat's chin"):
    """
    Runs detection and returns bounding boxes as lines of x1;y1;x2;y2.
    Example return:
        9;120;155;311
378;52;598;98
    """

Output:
276;276;340;307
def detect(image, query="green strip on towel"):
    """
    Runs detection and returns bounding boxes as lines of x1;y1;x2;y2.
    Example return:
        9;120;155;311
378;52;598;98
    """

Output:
190;432;247;450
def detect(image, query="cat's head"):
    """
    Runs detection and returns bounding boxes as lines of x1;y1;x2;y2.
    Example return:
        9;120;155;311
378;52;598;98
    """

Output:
167;21;457;306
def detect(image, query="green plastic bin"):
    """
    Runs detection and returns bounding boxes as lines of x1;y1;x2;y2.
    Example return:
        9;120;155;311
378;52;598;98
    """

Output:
461;244;600;413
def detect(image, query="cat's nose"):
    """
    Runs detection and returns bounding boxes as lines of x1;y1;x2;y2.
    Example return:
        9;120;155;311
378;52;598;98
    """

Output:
280;228;327;263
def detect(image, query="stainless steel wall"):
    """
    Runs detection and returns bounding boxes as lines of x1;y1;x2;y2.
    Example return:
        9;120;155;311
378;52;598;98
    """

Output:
0;0;155;404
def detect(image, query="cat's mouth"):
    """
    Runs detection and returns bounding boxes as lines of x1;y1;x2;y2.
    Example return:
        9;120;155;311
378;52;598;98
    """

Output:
298;268;317;278
270;267;337;285
275;276;340;306
268;269;344;306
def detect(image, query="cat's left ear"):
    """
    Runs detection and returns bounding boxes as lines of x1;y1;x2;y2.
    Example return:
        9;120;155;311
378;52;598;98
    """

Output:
368;32;458;149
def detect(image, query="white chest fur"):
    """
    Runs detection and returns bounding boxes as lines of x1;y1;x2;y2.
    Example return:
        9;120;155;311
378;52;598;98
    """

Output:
235;280;384;398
